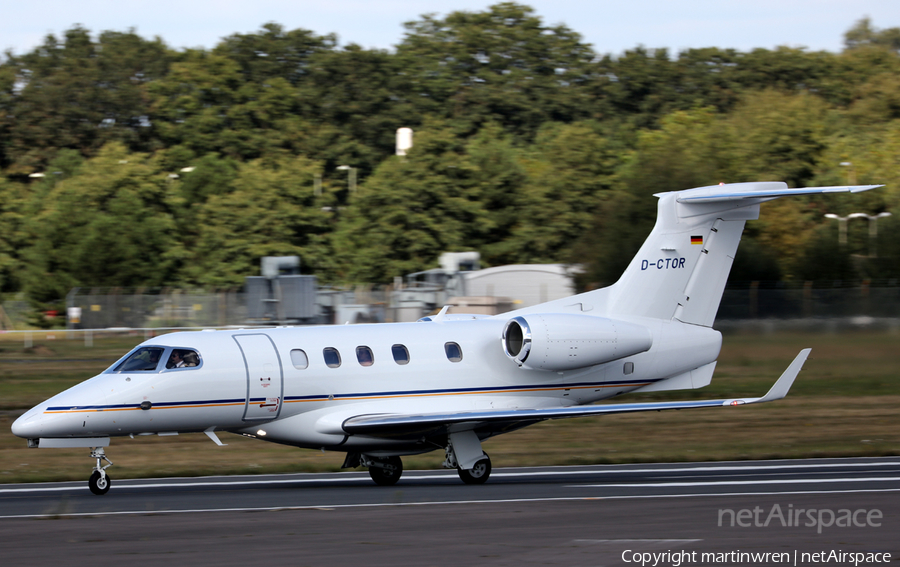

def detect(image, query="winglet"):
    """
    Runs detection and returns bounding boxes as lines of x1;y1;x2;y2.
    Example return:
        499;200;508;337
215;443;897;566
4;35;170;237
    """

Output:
724;348;810;406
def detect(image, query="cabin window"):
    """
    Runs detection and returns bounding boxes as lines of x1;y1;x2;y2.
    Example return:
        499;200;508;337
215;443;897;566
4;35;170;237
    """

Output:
115;347;165;372
624;362;634;375
391;344;410;365
356;346;374;367
444;342;463;363
166;348;201;369
290;349;309;370
323;347;341;368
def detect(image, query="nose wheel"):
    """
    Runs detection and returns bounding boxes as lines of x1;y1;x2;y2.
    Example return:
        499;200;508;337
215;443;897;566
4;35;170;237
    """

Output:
88;447;113;495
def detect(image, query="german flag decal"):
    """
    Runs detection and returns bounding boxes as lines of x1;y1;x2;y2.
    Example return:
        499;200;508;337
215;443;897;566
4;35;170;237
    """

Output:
691;235;703;245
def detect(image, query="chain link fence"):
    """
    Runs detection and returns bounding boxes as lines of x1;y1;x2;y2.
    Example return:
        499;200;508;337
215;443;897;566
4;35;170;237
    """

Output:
63;288;247;329
2;283;900;332
718;283;900;320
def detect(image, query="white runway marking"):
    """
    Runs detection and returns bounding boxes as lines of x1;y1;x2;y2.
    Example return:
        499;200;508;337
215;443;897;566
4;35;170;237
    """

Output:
2;461;898;494
574;539;703;543
572;476;900;488
1;488;899;520
493;461;900;477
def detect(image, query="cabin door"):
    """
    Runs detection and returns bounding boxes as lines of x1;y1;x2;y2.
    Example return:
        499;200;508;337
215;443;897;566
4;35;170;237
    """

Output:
234;334;283;421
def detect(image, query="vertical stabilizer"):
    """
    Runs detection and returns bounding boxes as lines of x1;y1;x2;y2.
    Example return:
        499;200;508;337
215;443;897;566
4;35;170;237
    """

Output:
603;182;882;326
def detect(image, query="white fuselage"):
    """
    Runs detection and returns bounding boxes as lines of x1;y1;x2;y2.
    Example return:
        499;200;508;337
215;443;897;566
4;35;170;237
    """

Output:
12;314;721;453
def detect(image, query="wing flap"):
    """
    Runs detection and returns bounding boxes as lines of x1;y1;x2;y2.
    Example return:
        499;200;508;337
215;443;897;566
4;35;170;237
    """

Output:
341;349;810;437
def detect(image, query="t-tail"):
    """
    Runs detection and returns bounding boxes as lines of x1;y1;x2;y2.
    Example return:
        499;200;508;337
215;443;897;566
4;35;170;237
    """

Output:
602;181;882;326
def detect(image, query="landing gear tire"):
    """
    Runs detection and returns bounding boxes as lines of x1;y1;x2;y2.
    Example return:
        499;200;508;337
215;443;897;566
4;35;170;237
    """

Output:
458;453;491;485
368;456;403;486
89;470;111;495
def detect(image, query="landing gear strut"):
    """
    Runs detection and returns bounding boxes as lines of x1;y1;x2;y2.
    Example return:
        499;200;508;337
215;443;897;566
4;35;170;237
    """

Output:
363;455;403;486
88;447;113;495
443;432;493;485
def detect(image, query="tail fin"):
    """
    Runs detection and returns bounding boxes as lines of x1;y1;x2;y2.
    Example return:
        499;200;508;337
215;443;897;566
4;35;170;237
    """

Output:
605;182;882;326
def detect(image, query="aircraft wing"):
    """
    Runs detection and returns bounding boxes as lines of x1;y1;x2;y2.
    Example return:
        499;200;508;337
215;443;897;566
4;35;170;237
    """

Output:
341;349;810;438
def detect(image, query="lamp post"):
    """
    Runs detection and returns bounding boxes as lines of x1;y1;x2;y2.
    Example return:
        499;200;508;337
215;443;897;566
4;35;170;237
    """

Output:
824;212;892;256
824;213;851;246
839;161;856;185
856;212;892;257
336;165;356;193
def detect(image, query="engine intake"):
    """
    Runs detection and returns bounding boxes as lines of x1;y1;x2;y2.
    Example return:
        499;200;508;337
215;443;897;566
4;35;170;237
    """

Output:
501;313;652;371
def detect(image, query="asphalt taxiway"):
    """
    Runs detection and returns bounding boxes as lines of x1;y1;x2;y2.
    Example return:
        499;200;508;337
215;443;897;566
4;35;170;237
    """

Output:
0;457;897;566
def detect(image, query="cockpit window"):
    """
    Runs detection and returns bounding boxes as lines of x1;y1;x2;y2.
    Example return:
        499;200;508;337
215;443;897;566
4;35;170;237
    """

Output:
115;347;165;372
166;348;201;369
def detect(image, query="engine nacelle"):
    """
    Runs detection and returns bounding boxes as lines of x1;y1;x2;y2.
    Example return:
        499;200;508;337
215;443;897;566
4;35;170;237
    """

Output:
501;313;653;371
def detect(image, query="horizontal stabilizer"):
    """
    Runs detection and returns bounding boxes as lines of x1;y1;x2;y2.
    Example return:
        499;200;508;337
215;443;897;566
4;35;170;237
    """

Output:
341;349;811;438
674;183;882;204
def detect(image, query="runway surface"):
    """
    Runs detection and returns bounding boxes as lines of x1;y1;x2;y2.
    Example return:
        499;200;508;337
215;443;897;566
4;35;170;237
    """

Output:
1;457;897;566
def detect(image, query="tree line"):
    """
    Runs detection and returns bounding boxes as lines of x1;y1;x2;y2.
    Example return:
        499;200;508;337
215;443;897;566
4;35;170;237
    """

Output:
2;3;900;316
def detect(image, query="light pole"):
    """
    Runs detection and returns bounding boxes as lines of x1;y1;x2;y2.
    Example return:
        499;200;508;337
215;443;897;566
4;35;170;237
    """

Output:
824;212;892;256
337;165;356;193
856;212;892;257
824;213;851;245
839;161;856;185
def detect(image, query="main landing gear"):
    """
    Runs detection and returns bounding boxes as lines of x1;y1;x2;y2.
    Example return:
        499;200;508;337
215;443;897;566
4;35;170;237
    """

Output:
349;431;494;487
457;454;492;485
88;447;113;495
362;455;403;486
443;444;493;485
443;430;493;485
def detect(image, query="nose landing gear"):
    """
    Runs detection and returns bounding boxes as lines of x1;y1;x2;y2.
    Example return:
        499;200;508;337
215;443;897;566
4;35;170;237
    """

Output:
88;447;113;495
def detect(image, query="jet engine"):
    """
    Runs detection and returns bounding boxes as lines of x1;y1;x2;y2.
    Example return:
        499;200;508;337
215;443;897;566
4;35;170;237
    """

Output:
501;313;653;371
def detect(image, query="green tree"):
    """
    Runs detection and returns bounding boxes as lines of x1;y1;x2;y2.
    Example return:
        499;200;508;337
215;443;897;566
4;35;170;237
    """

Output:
183;155;334;287
297;44;410;174
463;124;530;265
2;27;170;174
726;90;828;187
21;143;182;304
794;223;857;283
395;2;596;139
332;125;484;282
0;177;27;293
0;60;16;170
148;51;246;157
592;47;682;129
213;23;336;85
844;18;900;53
574;108;732;286
509;122;620;264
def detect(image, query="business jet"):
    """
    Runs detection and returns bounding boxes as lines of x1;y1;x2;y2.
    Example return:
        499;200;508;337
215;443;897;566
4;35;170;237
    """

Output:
12;181;881;495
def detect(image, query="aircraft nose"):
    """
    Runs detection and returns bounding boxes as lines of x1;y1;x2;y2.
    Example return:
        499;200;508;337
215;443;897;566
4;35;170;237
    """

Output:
11;407;43;439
